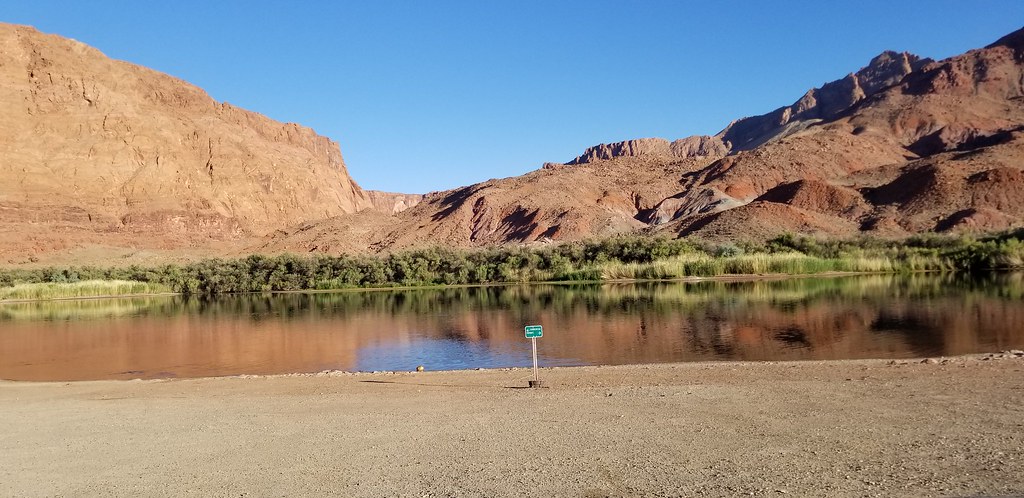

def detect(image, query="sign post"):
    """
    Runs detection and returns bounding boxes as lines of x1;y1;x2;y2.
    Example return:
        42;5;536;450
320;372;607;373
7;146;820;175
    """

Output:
524;325;543;388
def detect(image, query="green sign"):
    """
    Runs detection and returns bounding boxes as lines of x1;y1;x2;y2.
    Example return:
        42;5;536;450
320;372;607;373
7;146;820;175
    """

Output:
525;325;543;338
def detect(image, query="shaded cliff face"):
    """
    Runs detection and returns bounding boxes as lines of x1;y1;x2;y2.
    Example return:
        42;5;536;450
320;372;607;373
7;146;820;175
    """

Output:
562;51;930;167
362;191;424;215
0;24;370;261
717;50;932;152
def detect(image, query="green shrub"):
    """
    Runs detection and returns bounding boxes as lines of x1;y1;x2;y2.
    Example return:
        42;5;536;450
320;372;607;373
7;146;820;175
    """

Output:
0;231;1019;297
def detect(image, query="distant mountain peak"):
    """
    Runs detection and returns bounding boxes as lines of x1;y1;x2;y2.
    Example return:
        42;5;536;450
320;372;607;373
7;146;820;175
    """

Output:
716;49;932;152
562;49;931;166
986;25;1024;50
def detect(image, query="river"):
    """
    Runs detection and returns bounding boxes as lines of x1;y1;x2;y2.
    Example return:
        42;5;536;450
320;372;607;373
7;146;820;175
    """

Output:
2;273;1023;381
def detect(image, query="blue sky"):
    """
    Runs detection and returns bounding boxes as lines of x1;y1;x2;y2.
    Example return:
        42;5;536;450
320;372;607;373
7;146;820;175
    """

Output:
3;1;1022;193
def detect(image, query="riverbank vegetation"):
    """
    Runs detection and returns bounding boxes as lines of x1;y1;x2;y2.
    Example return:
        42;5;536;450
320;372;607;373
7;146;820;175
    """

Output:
0;231;1021;299
0;280;172;301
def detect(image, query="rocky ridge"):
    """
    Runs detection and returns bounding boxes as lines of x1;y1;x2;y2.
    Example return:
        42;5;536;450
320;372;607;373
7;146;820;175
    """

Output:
330;26;1024;252
653;28;1024;241
3;24;1024;263
717;50;932;152
567;136;727;165
567;50;933;167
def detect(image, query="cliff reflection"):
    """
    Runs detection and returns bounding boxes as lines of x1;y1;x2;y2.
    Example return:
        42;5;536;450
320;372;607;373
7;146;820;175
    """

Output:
1;273;1023;381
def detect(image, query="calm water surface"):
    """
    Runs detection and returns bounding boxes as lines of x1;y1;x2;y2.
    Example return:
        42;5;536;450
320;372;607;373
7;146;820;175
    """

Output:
2;273;1023;381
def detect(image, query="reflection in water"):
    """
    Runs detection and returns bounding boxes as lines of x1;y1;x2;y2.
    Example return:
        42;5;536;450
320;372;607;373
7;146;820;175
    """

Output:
1;273;1023;381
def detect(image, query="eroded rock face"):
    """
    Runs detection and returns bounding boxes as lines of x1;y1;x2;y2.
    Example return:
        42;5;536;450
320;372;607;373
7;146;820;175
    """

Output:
756;179;871;220
260;27;1024;255
5;23;1024;263
567;136;727;165
363;191;424;214
837;28;1024;156
561;51;930;168
717;51;932;151
0;23;370;249
493;28;1024;246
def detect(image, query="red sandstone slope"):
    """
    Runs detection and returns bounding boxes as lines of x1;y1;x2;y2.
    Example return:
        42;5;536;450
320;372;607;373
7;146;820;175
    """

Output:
567;50;933;167
658;27;1024;241
559;27;1024;243
259;155;715;253
0;23;375;262
717;50;933;152
260;26;1024;254
3;23;1024;262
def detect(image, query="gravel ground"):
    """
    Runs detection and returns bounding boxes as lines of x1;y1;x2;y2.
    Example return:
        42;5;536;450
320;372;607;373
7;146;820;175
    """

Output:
1;353;1023;497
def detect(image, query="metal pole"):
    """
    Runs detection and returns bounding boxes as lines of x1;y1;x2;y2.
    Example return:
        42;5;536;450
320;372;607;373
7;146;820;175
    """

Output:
532;337;538;383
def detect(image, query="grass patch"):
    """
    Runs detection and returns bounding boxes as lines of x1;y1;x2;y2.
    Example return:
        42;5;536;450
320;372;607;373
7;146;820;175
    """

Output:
598;252;947;280
0;280;172;301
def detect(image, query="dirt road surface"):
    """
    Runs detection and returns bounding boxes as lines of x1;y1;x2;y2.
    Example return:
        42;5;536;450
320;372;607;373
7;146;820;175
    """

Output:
2;354;1022;497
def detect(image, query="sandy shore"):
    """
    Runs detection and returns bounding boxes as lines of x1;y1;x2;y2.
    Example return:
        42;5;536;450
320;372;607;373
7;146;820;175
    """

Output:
1;354;1022;497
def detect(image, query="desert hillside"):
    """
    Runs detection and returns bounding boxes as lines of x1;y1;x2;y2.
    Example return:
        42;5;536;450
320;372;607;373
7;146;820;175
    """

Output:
0;23;379;263
264;26;1024;253
1;24;1023;263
